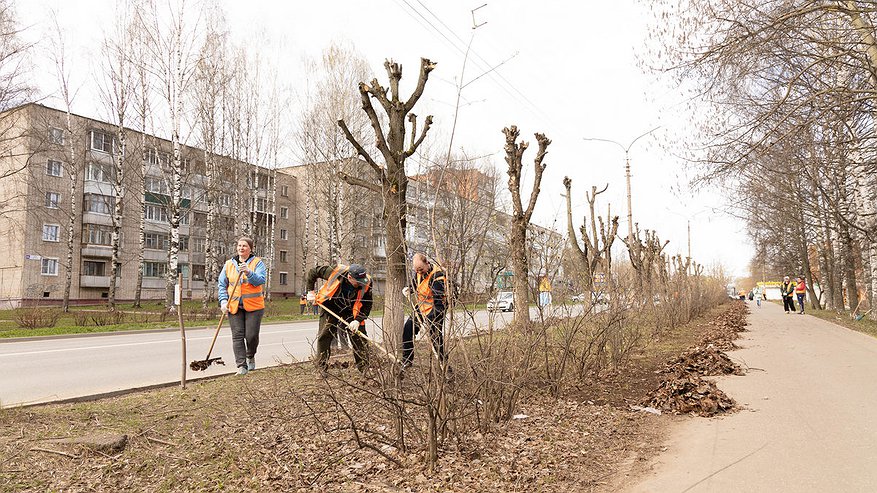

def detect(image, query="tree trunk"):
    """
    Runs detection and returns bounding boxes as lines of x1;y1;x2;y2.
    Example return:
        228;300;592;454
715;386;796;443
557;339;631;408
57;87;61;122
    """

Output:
510;217;530;323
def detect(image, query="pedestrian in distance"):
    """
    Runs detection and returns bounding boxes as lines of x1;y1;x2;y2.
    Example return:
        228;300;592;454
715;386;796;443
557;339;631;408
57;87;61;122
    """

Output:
754;285;762;308
781;276;796;314
401;253;449;373
306;263;373;374
306;289;317;315
218;236;267;376
795;276;807;314
299;294;307;315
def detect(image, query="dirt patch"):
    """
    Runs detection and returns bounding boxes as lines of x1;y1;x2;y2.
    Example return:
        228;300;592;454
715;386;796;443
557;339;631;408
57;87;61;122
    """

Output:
0;303;746;492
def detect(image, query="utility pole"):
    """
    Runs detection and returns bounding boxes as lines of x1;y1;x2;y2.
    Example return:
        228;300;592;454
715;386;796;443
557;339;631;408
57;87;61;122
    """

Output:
583;126;660;241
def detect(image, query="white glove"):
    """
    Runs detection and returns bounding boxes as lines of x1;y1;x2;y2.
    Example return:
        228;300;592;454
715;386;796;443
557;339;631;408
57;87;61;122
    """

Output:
220;300;228;314
401;286;411;297
348;320;361;332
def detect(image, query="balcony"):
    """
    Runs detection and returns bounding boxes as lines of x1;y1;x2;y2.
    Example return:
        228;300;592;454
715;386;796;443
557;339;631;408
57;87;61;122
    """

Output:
80;275;114;288
81;245;112;258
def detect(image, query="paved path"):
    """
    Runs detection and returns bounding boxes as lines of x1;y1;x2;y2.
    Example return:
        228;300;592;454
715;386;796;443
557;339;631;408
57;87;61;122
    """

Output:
0;304;579;407
627;301;877;492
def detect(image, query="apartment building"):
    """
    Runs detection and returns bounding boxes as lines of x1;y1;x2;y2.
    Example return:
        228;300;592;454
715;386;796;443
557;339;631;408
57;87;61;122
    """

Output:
0;103;300;308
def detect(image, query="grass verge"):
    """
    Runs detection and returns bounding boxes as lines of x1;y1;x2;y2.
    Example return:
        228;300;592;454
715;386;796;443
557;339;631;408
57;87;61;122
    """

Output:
807;308;877;339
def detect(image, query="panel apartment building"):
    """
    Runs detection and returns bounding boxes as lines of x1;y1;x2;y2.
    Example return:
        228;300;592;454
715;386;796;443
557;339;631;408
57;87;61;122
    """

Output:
0;103;301;308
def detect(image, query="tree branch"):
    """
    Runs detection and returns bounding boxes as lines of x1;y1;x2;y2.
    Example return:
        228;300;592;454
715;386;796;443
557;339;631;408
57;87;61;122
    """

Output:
338;171;382;193
524;133;551;220
404;114;432;157
337;118;382;176
404;58;437;113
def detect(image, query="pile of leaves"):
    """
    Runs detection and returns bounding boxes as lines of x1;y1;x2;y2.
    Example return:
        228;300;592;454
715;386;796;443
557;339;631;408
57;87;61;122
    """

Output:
699;301;748;350
660;346;744;377
642;374;736;417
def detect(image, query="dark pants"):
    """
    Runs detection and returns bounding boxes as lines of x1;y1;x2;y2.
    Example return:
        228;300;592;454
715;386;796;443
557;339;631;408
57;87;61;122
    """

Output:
300;303;306;315
316;314;368;371
228;308;264;368
783;296;796;312
402;312;446;366
333;329;350;349
797;293;806;313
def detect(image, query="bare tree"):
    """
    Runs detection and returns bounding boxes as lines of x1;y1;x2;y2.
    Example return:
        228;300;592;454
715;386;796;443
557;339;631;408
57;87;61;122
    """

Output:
337;58;436;349
502;126;550;323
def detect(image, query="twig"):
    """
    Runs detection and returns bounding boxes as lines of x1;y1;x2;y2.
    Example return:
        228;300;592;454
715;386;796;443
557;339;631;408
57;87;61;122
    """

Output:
29;447;77;459
145;436;178;447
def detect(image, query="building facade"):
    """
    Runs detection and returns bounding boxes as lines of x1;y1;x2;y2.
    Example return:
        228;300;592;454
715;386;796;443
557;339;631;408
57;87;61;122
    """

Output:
0;103;300;308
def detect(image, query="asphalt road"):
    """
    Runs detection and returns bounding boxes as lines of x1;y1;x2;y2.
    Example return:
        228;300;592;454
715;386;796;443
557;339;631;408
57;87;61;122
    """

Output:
0;304;578;407
627;301;877;492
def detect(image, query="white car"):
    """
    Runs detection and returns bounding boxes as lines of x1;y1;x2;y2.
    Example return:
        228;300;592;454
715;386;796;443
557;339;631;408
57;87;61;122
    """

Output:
487;291;515;312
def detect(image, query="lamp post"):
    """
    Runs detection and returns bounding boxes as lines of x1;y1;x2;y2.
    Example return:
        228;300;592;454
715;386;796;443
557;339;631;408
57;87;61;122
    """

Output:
665;207;710;274
583;127;660;242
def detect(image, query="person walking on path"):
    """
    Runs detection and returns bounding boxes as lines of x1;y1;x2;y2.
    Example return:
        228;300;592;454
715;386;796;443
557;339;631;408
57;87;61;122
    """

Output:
401;253;449;371
306;263;373;374
781;276;796;313
795;276;807;314
218;236;267;376
754;285;762;308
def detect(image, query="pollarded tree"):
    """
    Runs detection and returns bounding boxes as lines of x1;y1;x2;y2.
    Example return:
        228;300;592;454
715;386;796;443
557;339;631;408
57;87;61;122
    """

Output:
503;126;551;324
338;58;435;352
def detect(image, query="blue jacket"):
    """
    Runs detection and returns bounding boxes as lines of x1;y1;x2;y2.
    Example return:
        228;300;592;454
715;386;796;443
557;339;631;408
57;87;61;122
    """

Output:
217;254;267;305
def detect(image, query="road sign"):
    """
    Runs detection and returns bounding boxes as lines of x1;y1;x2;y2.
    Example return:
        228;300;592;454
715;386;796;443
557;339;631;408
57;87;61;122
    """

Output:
25;254;42;261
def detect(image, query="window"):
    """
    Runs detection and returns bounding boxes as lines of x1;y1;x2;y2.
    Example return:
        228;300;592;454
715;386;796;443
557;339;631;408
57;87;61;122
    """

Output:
179;212;190;225
193;212;207;228
86;162;115;183
179;235;189;251
89;130;115;153
279;272;288;285
42;224;60;242
279;250;287;263
220;194;231;207
280;229;287;240
192;264;205;281
143;261;167;278
46;159;62;177
45;192;60;208
49;127;65;145
82;260;106;276
193;238;206;253
84;194;114;214
145;176;167;194
41;258;59;276
253;198;267;212
144;232;169;250
281;185;288;197
146;149;170;167
83;223;113;245
144;204;168;222
280;207;288;219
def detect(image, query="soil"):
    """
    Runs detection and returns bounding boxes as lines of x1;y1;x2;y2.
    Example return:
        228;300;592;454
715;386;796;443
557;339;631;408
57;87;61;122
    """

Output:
0;302;747;492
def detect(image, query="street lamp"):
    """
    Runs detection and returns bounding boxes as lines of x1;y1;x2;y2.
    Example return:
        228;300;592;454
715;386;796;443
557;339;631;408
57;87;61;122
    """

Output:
665;207;711;274
583;126;660;242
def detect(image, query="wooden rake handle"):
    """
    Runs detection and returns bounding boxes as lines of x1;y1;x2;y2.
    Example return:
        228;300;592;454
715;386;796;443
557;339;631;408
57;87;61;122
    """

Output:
317;302;399;365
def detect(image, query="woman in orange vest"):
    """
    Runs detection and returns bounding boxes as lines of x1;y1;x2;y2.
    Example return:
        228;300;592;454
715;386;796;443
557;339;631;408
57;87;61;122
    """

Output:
795;276;807;315
218;237;267;375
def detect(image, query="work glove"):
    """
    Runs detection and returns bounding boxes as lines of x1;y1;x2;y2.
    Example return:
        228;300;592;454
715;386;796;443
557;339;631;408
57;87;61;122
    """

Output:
348;320;361;332
402;286;411;298
220;300;228;314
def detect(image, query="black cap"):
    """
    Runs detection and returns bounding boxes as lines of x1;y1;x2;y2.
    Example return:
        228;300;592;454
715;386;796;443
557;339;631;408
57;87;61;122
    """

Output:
348;264;368;283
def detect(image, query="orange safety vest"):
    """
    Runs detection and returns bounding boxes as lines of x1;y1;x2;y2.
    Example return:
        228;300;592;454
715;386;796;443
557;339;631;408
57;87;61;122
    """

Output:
299;297;307;305
795;281;806;294
315;264;371;319
416;265;445;316
225;257;265;314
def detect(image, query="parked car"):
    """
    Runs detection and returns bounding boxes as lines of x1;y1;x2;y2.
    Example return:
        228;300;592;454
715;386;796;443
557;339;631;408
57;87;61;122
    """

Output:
487;291;515;312
571;293;586;302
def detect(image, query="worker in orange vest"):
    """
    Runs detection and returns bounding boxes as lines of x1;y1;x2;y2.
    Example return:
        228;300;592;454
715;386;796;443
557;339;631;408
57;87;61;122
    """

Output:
401;253;448;372
306;263;373;374
218;236;267;376
795;276;807;314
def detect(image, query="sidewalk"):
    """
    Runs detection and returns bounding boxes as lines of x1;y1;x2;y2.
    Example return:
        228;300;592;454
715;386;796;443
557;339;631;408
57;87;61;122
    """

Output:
627;301;877;492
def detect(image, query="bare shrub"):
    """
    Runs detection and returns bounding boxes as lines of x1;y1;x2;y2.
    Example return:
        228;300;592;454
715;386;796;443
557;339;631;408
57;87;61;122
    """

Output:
14;307;62;329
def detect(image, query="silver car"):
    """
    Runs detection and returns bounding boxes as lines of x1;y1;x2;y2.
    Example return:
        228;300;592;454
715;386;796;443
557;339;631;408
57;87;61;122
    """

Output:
487;291;515;312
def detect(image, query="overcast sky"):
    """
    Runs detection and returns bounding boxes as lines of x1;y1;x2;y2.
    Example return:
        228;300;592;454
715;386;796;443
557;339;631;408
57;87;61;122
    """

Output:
15;0;753;278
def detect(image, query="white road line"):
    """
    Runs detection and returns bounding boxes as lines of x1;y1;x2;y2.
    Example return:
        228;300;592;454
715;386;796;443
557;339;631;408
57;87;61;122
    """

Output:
0;326;314;358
